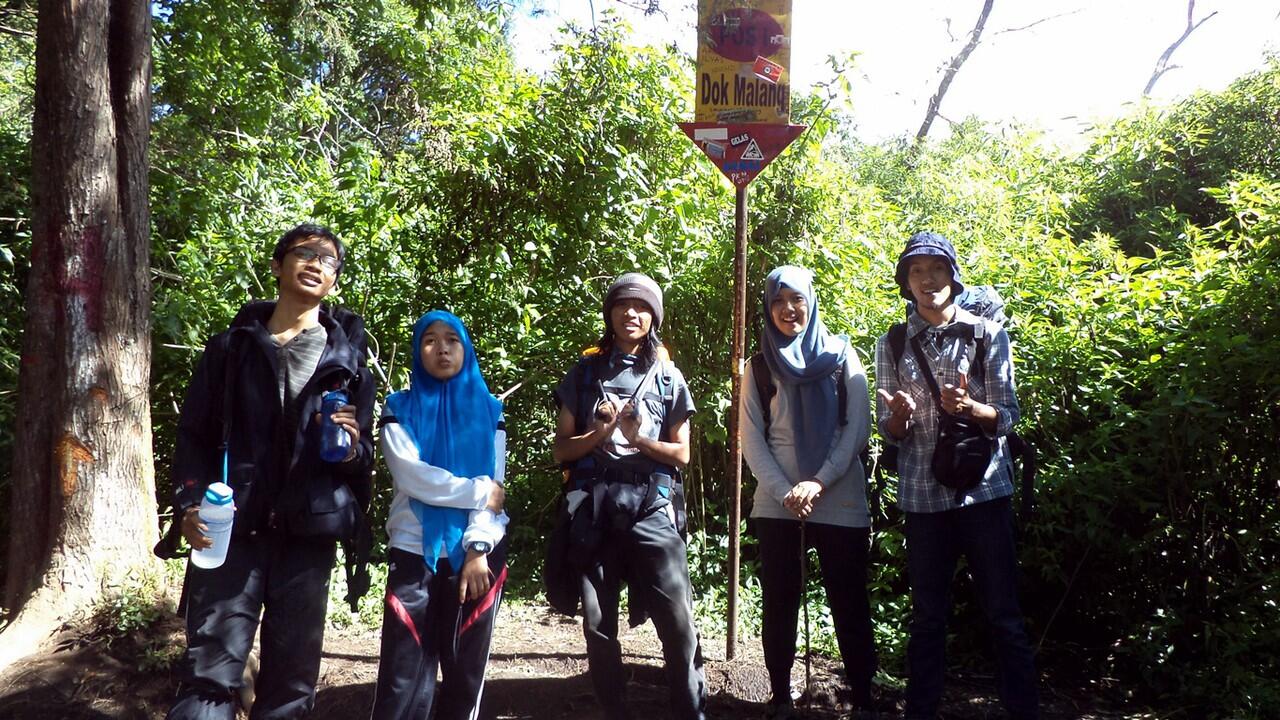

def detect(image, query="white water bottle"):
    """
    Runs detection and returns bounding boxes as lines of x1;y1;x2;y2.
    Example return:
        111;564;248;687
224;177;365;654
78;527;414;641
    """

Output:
191;482;235;569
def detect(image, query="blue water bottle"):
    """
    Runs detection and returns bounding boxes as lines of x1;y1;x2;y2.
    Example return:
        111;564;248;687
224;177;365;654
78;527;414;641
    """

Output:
320;389;351;462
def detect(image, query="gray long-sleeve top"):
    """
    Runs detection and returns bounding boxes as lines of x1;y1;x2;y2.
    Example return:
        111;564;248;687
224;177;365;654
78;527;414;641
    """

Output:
741;353;872;528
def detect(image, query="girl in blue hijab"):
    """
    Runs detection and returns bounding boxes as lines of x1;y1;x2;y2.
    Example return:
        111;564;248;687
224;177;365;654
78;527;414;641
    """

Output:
371;310;509;720
740;266;878;716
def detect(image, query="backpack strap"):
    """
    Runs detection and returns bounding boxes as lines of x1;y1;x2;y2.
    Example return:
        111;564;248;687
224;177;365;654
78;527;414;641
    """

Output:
1007;432;1036;519
219;331;239;454
656;360;674;401
750;352;848;431
834;358;848;427
967;320;988;385
888;322;908;370
749;351;775;431
571;354;604;436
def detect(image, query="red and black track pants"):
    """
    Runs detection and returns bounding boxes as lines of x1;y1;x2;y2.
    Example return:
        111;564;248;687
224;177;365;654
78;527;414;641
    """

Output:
370;542;508;720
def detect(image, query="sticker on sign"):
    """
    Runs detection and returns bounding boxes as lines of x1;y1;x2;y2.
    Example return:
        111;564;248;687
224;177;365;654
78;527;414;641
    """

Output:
679;121;805;189
753;56;784;84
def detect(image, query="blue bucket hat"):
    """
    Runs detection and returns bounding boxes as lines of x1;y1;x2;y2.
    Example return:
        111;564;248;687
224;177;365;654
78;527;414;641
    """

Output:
894;231;964;300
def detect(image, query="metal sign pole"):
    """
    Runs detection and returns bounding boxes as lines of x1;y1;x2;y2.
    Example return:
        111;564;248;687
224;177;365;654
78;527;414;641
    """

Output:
726;185;749;660
678;0;804;664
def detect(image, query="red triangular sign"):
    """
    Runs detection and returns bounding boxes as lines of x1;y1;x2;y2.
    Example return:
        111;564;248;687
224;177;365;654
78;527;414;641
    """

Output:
679;122;805;188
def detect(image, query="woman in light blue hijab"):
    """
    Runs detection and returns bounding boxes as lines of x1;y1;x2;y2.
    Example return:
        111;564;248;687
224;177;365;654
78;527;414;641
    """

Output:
741;266;878;717
371;310;509;720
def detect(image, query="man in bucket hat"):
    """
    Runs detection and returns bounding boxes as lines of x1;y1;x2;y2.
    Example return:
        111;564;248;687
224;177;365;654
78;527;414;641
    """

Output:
875;231;1039;719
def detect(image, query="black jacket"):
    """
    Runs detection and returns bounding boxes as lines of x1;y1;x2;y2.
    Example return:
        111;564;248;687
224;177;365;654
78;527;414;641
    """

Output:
171;301;375;540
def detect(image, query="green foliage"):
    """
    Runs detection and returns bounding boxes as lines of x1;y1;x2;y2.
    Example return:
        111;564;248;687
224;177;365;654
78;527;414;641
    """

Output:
1012;177;1280;714
0;4;33;580
1065;57;1280;255
87;573;184;673
0;3;1277;715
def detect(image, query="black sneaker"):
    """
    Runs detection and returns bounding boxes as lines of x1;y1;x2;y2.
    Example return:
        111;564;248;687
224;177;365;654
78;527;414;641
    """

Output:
763;697;797;719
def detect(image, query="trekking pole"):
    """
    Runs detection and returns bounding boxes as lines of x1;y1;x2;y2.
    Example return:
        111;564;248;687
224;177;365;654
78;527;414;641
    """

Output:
799;518;812;709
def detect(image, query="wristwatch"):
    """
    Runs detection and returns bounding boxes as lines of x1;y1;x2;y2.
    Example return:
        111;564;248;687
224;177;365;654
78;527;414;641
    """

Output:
468;540;492;554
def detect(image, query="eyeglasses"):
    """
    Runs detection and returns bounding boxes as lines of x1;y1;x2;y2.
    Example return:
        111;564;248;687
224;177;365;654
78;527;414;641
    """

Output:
288;246;341;272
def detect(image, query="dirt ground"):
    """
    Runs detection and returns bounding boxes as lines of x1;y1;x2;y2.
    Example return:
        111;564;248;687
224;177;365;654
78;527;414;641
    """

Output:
0;602;1135;720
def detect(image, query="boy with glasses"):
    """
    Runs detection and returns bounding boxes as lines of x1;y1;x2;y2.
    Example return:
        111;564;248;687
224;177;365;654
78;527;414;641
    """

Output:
166;224;375;719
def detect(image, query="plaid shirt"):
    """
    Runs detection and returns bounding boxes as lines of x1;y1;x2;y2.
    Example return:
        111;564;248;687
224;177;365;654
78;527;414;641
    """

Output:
874;307;1020;513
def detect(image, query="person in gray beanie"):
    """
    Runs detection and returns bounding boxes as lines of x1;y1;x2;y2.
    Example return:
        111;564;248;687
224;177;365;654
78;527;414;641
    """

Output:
875;231;1039;719
552;272;706;719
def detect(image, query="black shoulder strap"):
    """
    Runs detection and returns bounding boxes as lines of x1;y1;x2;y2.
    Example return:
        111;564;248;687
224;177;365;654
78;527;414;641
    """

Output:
971;323;988;385
219;331;240;452
572;354;603;435
834;358;848;426
908;334;944;406
888;323;908;369
654;356;674;398
749;352;775;430
656;359;676;412
1007;432;1035;518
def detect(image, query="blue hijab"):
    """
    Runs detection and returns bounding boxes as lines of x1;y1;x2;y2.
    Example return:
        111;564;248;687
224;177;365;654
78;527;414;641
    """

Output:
760;266;849;478
386;311;503;572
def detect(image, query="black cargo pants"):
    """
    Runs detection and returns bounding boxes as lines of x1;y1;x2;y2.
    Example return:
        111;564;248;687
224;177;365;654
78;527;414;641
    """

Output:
166;532;336;720
578;479;707;720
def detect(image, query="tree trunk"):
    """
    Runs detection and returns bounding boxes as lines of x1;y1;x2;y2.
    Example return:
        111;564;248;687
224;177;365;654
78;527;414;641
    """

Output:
1;0;154;668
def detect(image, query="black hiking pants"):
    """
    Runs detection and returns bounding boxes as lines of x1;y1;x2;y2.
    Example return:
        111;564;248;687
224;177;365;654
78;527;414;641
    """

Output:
755;518;877;708
579;493;707;720
167;532;335;720
904;497;1039;719
370;543;508;720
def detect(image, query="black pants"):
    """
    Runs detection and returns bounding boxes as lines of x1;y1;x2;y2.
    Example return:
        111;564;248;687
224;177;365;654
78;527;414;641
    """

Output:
579;505;707;720
370;544;508;720
904;497;1038;719
755;518;877;707
167;533;336;720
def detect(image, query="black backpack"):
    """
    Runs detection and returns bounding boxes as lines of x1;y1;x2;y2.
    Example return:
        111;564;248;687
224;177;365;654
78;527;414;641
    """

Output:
878;286;1035;517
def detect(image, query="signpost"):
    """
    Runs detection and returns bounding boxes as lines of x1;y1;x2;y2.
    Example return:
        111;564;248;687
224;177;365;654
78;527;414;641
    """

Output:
679;0;804;660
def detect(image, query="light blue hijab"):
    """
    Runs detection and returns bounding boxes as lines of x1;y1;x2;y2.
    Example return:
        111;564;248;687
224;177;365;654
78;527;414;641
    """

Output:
386;310;502;572
761;266;849;477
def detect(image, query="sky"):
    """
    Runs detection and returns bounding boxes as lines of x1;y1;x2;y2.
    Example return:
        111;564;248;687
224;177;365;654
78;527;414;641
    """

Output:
508;0;1280;143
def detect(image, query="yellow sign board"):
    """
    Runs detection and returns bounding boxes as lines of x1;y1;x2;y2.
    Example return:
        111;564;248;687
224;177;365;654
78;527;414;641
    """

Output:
695;0;794;124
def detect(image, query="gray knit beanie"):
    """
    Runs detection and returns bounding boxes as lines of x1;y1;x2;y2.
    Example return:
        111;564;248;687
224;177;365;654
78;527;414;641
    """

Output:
603;272;664;329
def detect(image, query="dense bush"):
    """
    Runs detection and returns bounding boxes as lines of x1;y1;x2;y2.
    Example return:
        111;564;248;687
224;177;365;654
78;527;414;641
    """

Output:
0;3;1276;714
1064;58;1280;255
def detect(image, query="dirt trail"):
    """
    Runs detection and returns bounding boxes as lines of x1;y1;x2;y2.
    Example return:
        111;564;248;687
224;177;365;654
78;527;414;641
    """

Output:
0;602;1125;719
313;603;840;720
